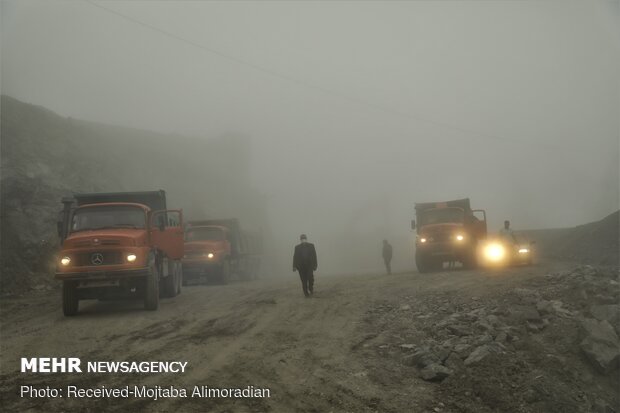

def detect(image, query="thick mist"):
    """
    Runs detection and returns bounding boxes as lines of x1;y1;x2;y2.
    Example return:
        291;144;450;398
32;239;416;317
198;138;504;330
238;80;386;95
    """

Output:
2;1;618;276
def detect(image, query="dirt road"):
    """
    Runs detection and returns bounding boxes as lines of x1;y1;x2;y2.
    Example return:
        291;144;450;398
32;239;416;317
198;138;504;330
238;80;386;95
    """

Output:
1;261;618;412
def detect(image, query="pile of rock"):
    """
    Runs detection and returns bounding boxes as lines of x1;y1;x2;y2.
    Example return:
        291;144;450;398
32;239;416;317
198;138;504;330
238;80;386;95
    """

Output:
398;265;619;382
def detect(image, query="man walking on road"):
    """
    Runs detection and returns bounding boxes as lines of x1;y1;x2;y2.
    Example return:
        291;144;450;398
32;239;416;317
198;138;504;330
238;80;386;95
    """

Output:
293;234;317;298
382;239;393;275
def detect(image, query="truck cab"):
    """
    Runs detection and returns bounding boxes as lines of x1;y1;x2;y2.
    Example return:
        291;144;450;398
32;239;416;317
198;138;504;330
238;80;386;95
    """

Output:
182;225;232;284
412;198;486;272
55;191;183;315
182;219;261;285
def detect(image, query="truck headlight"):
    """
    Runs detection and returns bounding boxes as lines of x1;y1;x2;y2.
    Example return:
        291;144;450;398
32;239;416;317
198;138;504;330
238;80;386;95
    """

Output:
60;256;71;266
455;234;464;241
207;253;214;259
518;248;529;254
420;238;427;243
126;254;137;262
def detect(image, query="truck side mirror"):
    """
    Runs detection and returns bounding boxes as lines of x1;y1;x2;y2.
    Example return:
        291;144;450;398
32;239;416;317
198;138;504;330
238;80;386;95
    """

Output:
158;216;165;232
411;220;416;230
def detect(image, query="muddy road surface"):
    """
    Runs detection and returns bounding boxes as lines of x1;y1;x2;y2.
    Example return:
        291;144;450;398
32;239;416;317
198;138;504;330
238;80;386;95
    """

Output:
2;261;618;412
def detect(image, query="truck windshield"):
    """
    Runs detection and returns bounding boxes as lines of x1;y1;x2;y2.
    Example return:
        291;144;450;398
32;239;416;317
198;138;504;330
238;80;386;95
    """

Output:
185;227;224;241
420;208;464;225
71;206;146;232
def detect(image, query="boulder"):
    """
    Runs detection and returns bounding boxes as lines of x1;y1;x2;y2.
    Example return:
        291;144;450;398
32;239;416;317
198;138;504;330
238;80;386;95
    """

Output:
508;305;541;322
536;300;553;315
590;304;620;332
444;352;464;370
419;363;452;382
579;318;620;374
404;347;438;368
447;324;472;337
464;344;501;366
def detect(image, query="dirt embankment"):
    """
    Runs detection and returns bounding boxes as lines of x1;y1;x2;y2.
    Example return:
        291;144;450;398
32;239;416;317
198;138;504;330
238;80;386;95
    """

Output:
0;95;272;294
521;210;619;266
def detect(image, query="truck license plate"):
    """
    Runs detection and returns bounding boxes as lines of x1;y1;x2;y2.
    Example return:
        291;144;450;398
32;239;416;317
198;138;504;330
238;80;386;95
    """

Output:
78;280;119;288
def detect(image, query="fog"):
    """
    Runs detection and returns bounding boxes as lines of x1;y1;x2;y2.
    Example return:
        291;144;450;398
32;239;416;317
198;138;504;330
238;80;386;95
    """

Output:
2;0;619;275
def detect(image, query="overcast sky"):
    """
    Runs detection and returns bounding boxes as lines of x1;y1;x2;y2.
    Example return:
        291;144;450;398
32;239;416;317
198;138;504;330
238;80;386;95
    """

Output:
2;1;619;272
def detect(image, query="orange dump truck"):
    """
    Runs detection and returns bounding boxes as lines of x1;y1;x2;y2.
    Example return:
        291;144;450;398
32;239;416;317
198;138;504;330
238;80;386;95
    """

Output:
55;190;184;315
182;219;261;285
412;198;487;272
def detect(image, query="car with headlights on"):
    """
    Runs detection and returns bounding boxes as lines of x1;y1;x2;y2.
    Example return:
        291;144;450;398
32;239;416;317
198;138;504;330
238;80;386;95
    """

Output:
479;238;535;267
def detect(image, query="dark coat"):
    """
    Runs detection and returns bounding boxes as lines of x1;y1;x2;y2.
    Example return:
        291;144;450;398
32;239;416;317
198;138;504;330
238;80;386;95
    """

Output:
293;242;317;271
382;243;393;261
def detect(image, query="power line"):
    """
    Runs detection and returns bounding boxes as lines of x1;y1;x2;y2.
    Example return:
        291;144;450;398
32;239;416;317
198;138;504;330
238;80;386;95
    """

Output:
85;0;532;146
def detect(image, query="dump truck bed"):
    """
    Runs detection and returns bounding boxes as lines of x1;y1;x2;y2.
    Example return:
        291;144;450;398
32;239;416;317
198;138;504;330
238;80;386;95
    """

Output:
73;190;167;210
415;198;471;213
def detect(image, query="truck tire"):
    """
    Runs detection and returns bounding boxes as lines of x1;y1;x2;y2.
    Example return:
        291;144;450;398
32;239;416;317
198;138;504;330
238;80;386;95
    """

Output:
416;251;431;273
462;247;478;270
462;253;478;270
176;261;182;295
62;281;79;316
164;260;178;298
144;254;160;311
181;264;188;286
220;261;230;285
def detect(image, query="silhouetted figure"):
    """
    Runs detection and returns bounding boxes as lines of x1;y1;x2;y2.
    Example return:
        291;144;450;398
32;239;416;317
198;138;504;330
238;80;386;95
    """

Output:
293;234;318;297
499;220;518;244
382;239;393;275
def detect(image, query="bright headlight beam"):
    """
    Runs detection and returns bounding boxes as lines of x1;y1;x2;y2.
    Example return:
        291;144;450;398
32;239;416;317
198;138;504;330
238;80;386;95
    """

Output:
126;254;137;262
207;253;214;259
61;257;71;266
455;234;464;241
484;243;505;262
518;248;529;254
420;238;427;243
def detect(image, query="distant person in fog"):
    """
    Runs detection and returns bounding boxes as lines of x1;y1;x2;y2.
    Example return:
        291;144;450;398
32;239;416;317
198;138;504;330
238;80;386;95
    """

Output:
382;239;393;275
499;220;518;244
293;234;318;298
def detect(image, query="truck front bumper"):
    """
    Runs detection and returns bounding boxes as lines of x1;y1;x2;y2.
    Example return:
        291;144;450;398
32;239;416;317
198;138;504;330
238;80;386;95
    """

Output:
416;242;472;259
182;261;222;279
55;267;150;281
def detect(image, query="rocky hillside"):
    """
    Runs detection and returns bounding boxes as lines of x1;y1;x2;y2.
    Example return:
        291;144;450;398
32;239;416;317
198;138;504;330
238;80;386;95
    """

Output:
1;95;271;293
521;211;619;266
360;264;619;412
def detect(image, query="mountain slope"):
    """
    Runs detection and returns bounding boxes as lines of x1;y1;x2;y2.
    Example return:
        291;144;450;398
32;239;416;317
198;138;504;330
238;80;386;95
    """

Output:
1;95;271;293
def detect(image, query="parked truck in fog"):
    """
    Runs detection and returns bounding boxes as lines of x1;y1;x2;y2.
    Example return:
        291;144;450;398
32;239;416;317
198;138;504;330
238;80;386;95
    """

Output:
55;190;184;315
412;198;487;272
182;219;261;284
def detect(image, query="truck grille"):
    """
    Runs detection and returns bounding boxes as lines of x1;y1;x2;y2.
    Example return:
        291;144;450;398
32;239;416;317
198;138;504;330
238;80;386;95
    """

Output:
74;239;121;247
184;251;205;258
426;232;451;243
75;251;123;266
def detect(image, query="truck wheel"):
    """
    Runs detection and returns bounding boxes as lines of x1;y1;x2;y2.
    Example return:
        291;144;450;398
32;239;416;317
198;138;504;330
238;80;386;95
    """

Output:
62;281;79;316
176;261;182;295
462;255;477;270
220;261;230;285
164;260;178;298
144;255;160;311
181;264;188;286
462;248;478;270
416;251;430;273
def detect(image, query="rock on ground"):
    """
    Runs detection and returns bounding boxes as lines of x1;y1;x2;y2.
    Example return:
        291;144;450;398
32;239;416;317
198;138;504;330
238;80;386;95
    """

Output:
580;318;620;374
